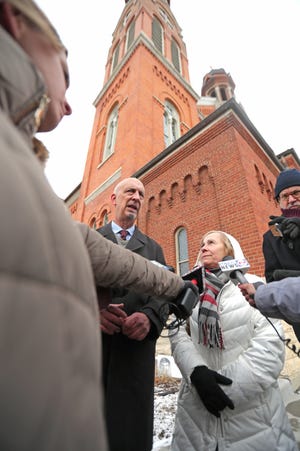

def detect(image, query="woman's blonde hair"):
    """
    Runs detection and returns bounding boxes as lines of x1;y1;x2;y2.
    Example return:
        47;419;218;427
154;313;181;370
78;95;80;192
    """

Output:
196;230;235;265
4;0;65;51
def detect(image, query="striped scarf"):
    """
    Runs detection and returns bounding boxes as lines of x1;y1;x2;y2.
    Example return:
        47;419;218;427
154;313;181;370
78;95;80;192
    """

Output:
198;269;225;349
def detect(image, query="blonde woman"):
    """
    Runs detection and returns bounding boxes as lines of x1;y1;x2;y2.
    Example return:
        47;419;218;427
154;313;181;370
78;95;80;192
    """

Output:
170;231;297;451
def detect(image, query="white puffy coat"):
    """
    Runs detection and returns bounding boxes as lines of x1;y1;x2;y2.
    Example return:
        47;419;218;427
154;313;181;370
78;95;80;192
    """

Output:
170;274;297;451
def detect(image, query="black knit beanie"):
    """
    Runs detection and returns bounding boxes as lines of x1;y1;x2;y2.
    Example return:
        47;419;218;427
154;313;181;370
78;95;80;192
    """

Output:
274;168;300;198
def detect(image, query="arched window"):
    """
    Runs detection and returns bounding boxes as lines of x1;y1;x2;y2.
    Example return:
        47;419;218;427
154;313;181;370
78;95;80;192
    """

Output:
176;228;189;276
171;38;181;73
152;17;164;53
101;211;109;226
123;9;131;26
103;105;118;161
220;87;227;101
111;43;120;74
89;217;97;229
159;7;173;28
163;101;180;146
126;19;135;51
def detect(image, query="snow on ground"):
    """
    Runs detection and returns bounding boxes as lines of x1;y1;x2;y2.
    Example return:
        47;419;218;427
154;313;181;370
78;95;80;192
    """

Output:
152;377;180;450
151;354;300;450
151;375;300;450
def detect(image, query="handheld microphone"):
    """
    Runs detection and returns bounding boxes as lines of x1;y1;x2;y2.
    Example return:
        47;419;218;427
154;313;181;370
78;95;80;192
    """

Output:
165;266;203;329
177;265;204;318
150;261;199;321
218;256;250;284
182;265;204;291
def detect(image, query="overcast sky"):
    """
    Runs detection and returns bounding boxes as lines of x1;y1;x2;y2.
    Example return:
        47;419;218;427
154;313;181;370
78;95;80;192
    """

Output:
36;0;300;199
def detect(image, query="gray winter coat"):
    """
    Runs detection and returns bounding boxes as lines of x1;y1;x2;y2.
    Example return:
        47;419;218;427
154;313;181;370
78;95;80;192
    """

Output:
78;222;183;299
255;277;300;323
0;25;183;451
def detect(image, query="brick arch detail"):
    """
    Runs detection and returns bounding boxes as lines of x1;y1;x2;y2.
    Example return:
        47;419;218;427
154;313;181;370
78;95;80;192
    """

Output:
262;172;272;201
153;65;189;105
254;164;276;204
100;67;130;112
146;164;211;214
97;203;112;227
88;213;97;228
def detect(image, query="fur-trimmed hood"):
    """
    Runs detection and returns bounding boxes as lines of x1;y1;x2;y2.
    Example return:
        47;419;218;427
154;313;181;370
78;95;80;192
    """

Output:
0;26;47;148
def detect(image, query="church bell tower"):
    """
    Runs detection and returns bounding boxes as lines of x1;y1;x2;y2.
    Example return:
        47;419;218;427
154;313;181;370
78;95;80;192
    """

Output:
75;0;200;224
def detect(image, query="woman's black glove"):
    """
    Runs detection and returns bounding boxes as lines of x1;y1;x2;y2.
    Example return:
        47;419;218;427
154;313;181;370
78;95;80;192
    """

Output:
190;366;234;417
269;215;300;240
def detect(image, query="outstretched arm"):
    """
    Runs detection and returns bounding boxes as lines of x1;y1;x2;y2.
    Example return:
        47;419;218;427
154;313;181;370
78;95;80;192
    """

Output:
77;222;184;299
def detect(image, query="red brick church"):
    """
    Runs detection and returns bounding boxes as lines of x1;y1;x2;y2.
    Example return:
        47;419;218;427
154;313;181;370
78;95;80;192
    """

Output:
66;0;299;278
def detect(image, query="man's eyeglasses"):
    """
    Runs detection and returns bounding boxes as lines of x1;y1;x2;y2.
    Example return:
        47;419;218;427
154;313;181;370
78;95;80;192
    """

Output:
278;189;300;202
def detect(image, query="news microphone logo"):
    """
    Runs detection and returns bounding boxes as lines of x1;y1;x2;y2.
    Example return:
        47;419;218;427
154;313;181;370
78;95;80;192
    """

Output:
218;256;250;284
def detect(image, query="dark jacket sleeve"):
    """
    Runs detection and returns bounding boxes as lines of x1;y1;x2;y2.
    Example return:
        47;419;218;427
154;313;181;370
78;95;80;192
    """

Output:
263;231;283;282
139;241;170;339
263;229;300;282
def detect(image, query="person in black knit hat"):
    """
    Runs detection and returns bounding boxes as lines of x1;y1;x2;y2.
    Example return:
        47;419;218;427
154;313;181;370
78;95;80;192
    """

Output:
263;168;300;340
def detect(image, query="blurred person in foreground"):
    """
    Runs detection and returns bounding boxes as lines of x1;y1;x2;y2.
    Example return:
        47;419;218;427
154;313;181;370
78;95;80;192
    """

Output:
169;231;297;451
0;2;195;450
239;277;300;323
97;177;170;451
263;168;300;339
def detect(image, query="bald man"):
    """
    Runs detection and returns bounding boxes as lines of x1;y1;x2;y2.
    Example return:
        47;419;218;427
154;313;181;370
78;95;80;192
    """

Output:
97;177;169;451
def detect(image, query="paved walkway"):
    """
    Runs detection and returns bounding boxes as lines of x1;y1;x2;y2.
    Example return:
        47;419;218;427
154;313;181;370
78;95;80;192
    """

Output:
280;378;300;449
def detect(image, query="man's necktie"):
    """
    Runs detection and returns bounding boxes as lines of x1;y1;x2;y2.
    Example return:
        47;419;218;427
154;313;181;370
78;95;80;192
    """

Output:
119;229;128;240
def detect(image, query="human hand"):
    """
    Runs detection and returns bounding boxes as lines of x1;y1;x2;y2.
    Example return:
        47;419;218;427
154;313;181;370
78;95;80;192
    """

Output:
238;283;256;307
268;215;285;226
122;312;151;341
269;216;300;240
100;303;127;335
281;217;300;240
190;366;234;417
